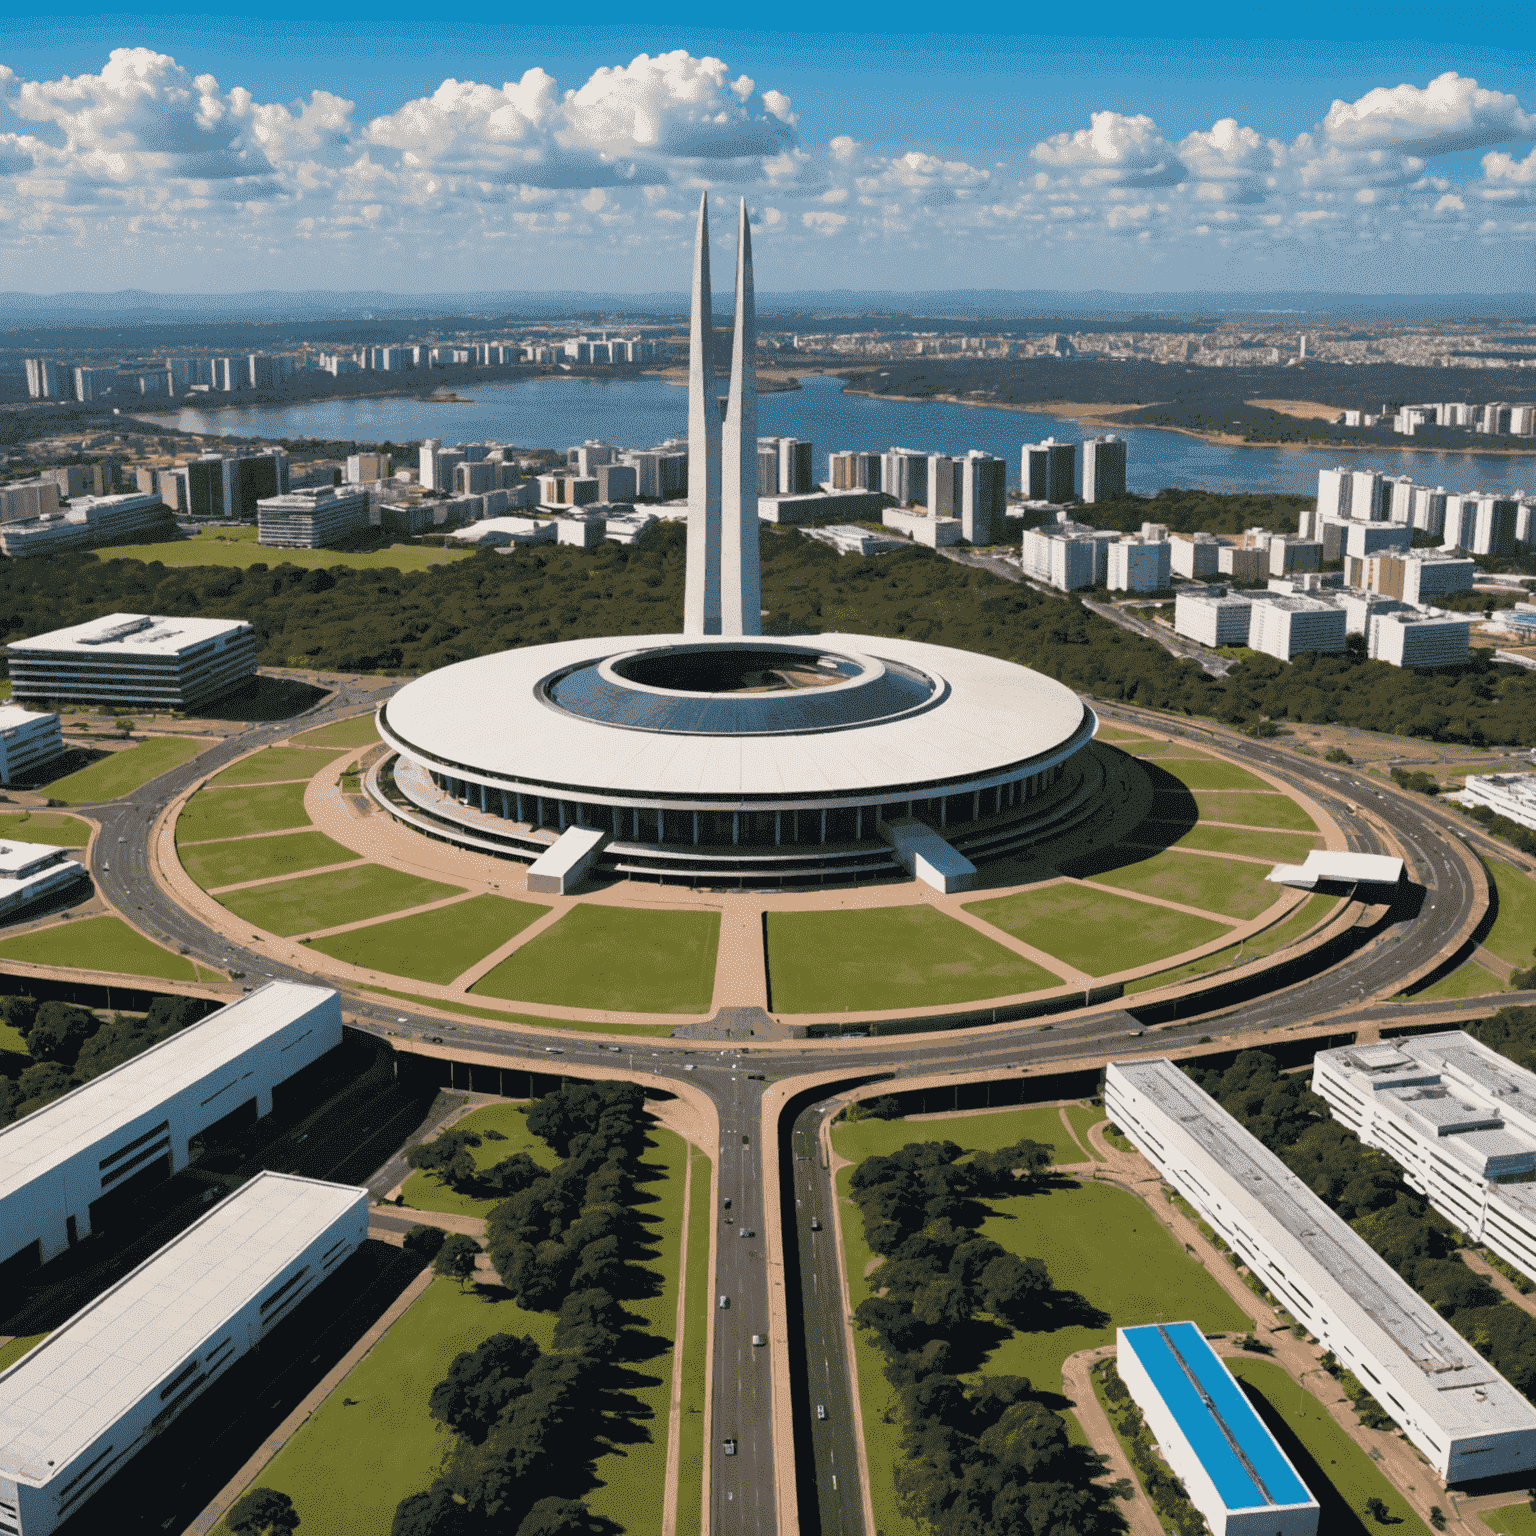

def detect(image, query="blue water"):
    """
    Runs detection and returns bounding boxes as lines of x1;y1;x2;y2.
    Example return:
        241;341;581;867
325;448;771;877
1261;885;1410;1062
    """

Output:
136;374;1535;498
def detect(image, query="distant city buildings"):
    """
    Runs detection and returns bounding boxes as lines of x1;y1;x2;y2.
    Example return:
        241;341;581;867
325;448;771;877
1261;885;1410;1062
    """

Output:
0;492;171;559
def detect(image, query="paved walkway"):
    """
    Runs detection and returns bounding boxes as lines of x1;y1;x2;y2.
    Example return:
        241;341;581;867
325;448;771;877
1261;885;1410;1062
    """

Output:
1060;1345;1164;1536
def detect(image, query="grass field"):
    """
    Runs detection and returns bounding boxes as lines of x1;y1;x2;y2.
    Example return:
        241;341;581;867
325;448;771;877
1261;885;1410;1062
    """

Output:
1412;956;1504;1001
1193;791;1318;833
966;881;1232;975
108;525;474;572
1064;1104;1107;1160
209;745;336;786
0;914;201;980
473;905;721;1014
181;829;362;889
177;781;312;841
292;715;382;749
0;811;91;847
0;1334;47;1372
221;865;465;937
1154;757;1279;793
1093;727;1150;743
833;1103;1092;1170
1155;822;1324;861
1117;740;1213;759
358;985;678;1037
1085;847;1283;921
1226;1359;1432;1536
764;905;1062;1013
1484;1504;1536;1535
0;1021;27;1054
400;1102;557;1217
674;1145;712;1536
1484;858;1536;970
310;894;548;984
45;736;204;803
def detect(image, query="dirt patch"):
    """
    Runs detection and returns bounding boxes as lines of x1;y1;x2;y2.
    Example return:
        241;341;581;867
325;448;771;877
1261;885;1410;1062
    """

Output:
1246;398;1340;421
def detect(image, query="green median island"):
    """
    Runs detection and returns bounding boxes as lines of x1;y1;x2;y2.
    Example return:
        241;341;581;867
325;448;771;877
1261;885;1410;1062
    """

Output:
291;714;382;750
1081;846;1284;922
400;1102;558;1217
207;745;335;786
180;829;362;890
1411;956;1504;1002
835;1103;1092;1169
1483;858;1536;970
965;880;1232;975
45;735;204;804
1154;756;1279;793
764;905;1062;1014
177;781;312;841
1158;821;1323;861
0;811;91;847
674;1144;712;1536
219;865;465;938
309;894;548;985
0;914;201;981
472;904;721;1014
1192;791;1318;833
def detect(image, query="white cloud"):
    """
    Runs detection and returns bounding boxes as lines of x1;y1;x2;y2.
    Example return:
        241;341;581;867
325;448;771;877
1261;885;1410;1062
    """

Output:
1319;72;1535;156
1030;112;1186;188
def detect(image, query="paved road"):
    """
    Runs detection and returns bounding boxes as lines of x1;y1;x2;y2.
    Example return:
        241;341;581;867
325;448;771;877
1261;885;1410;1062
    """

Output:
63;686;1530;1536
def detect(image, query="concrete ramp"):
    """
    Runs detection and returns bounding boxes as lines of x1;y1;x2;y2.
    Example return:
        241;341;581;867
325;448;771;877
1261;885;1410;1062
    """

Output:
878;817;978;894
527;825;607;894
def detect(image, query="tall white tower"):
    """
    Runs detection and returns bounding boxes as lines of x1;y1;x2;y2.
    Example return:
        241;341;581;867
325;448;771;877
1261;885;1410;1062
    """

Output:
683;194;722;635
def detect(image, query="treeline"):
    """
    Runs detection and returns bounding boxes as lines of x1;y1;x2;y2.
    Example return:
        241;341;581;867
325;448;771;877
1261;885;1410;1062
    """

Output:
848;1138;1127;1536
2;520;1535;746
1072;487;1310;537
391;1081;665;1535
1189;1040;1536;1403
0;994;206;1126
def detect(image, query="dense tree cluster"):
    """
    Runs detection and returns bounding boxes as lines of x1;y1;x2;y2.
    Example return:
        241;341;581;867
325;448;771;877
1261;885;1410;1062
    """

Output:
1098;1363;1204;1535
0;993;206;1126
1065;487;1310;537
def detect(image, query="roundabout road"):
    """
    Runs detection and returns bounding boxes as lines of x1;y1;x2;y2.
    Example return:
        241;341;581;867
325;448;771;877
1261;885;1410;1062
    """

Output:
63;689;1533;1536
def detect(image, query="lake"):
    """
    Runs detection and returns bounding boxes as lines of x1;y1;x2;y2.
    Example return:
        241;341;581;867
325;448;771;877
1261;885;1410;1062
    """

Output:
137;374;1536;498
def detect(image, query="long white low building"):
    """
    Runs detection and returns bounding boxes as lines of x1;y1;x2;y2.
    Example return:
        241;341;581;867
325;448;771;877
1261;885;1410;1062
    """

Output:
1105;1056;1536;1482
0;982;342;1279
1313;1034;1536;1285
0;841;87;921
0;1171;366;1536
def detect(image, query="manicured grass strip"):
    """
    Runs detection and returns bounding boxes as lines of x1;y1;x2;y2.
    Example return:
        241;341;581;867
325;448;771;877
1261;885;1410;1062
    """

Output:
674;1144;712;1536
178;781;311;841
356;985;677;1037
1154;821;1324;861
1411;957;1503;1001
209;745;336;786
1117;740;1216;759
1064;1103;1107;1160
401;1102;557;1217
1193;791;1318;833
0;914;198;980
221;865;465;938
1226;1359;1432;1536
473;905;720;1014
765;906;1062;1014
292;714;382;749
310;894;547;985
109;530;473;572
1086;847;1282;921
1485;1503;1536;1535
1484;858;1536;969
181;829;362;890
966;882;1231;976
1093;726;1151;742
0;811;91;847
1155;757;1279;792
1123;942;1243;995
834;1103;1088;1170
0;1334;47;1372
45;736;203;803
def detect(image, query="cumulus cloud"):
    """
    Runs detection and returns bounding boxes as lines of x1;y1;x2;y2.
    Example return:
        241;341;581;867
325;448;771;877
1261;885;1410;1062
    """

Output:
1318;72;1535;156
1031;112;1186;188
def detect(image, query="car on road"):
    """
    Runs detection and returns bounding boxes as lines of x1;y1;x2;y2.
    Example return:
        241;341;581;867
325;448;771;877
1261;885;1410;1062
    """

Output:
810;1216;821;1231
723;1437;736;1456
740;1228;755;1238
719;1294;729;1308
747;1072;765;1080
751;1334;766;1347
601;1044;621;1052
723;1197;732;1209
544;1046;564;1054
683;1063;696;1071
426;1036;444;1044
817;1404;827;1420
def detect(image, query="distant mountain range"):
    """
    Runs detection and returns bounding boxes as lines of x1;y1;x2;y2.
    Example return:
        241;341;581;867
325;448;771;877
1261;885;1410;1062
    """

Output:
1;288;1532;324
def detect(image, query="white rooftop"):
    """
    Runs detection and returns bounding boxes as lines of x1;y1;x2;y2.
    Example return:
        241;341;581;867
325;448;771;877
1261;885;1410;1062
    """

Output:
7;612;252;657
0;841;67;877
0;1171;364;1488
0;705;55;731
1267;850;1404;887
0;982;335;1205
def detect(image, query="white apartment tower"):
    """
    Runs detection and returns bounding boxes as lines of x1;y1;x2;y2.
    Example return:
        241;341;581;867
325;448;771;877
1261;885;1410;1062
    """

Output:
1082;435;1127;503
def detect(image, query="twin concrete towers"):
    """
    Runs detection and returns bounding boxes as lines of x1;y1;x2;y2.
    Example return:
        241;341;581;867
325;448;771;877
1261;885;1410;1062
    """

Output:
684;195;761;637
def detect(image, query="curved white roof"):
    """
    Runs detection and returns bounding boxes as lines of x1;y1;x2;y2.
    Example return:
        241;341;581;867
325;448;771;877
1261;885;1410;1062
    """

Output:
382;633;1091;802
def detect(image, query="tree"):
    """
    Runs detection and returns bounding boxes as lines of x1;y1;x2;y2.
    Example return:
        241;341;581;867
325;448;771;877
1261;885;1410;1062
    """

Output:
428;1332;543;1443
15;1060;72;1114
390;1485;467;1536
979;1252;1052;1318
403;1225;447;1264
1366;1495;1390;1521
0;996;38;1038
434;1233;483;1290
25;1001;97;1065
867;1097;903;1120
228;1487;300;1536
517;1497;593;1535
408;1129;483;1189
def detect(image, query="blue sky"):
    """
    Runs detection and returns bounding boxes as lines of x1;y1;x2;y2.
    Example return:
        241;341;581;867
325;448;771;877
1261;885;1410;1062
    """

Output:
1;1;1532;293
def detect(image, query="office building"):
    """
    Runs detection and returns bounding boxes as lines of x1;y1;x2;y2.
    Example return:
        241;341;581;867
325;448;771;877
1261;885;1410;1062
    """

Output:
1247;595;1346;660
1349;470;1384;521
1386;475;1417;524
1443;496;1478;552
174;456;225;519
883;508;962;547
71;367;116;404
247;354;292;390
0;481;61;525
1107;537;1171;593
447;517;557;548
881;448;928;507
958;451;1006;545
1021;524;1112;591
218;452;286;520
0;838;87;921
1473;497;1518;558
0;1171;365;1536
1315;468;1351;521
829;451;882;492
1174;590;1252;647
257;487;370;549
1082;435;1127;503
0;494;170;560
757;437;813;496
454;461;497;496
537;474;599;509
44;465;109;499
1367;612;1470;668
346;452;392;484
1117;1322;1318;1536
1169;532;1221;579
1345;523;1410;561
1361;549;1476;607
6;612;257;709
0;707;64;787
1268;538;1323;577
1460;773;1536;831
595;463;637;503
566;441;615;477
1022;438;1075;503
1410;486;1448;539
1105;1056;1536;1482
1217;546;1266;584
927;454;961;520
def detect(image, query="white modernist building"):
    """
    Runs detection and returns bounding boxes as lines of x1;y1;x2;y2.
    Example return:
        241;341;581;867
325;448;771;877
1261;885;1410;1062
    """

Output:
256;486;370;548
1105;1056;1536;1481
0;1171;366;1536
0;982;343;1280
1081;435;1127;504
1459;772;1536;832
1313;1034;1536;1289
0;841;87;921
1247;595;1346;660
1174;591;1252;648
1367;612;1470;669
1265;849;1404;890
0;494;168;560
0;707;64;787
1106;537;1171;593
1117;1322;1318;1536
5;612;258;711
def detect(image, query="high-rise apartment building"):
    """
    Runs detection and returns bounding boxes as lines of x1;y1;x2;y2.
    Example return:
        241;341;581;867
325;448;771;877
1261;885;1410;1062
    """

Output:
1081;435;1127;503
1021;438;1075;502
958;450;1006;545
881;448;929;507
829;451;882;492
757;437;813;496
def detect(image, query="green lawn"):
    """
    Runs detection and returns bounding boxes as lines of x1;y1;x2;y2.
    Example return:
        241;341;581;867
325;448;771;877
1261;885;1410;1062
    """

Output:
1064;1104;1107;1160
209;745;336;786
0;1334;47;1372
0;811;91;847
45;736;205;804
292;715;381;749
1412;956;1504;1001
675;1145;712;1536
473;905;721;1014
0;1021;27;1055
1484;1504;1536;1535
1193;792;1318;833
177;781;312;841
1117;740;1211;758
220;865;465;938
834;1104;1091;1170
1155;757;1279;793
400;1102;558;1217
1484;858;1536;969
764;906;1062;1014
1085;847;1283;921
109;526;473;572
965;882;1232;975
180;829;362;889
1226;1359;1432;1536
1155;822;1324;861
1094;727;1151;743
310;894;548;985
358;986;678;1037
0;914;199;980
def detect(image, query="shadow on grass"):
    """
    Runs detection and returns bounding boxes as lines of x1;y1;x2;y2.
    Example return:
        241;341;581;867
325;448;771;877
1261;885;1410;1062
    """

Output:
207;675;331;722
1057;759;1200;879
19;745;111;787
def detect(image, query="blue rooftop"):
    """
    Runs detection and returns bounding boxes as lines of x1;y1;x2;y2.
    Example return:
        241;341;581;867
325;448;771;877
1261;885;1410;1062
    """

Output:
1121;1322;1312;1511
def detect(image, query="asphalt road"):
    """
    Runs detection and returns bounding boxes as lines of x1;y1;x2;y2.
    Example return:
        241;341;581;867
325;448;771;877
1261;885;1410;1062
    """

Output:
65;686;1533;1536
